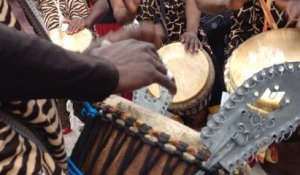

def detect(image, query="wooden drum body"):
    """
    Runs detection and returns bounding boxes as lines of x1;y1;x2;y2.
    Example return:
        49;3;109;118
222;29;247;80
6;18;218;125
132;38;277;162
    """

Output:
149;42;215;117
225;28;300;93
70;95;226;175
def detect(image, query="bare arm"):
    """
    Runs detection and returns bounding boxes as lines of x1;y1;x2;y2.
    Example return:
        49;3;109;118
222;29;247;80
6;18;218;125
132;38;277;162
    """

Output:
194;0;245;15
111;0;137;25
182;0;202;52
85;0;109;28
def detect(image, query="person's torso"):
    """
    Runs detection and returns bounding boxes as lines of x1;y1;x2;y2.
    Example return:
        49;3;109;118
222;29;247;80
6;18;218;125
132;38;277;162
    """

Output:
0;0;67;174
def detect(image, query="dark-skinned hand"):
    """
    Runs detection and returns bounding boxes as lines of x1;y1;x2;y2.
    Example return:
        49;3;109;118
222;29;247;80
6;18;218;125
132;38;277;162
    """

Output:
181;31;202;53
63;18;86;35
89;40;177;95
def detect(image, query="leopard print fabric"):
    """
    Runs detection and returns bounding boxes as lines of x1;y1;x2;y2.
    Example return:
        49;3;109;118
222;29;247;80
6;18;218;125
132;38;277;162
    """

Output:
33;0;88;31
136;0;207;44
227;0;288;56
0;0;66;174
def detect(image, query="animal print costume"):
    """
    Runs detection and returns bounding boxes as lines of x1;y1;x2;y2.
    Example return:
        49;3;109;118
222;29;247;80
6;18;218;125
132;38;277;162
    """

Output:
0;0;67;174
136;0;207;44
34;0;88;30
227;0;288;56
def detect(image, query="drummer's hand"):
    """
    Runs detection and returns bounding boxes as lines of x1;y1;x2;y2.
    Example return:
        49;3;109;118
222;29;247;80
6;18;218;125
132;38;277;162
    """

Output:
122;0;140;14
104;22;164;49
89;39;177;95
181;31;202;53
63;18;86;35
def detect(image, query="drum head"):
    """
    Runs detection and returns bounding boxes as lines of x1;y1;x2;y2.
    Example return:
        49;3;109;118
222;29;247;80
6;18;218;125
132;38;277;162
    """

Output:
149;42;213;105
227;28;300;91
48;28;92;53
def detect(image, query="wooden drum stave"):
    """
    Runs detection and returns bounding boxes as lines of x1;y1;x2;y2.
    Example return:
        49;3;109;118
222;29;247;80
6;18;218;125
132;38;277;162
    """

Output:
149;42;215;117
70;95;227;175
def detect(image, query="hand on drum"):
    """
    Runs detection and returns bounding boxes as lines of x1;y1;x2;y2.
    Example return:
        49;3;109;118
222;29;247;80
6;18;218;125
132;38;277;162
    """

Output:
181;31;202;53
88;39;177;95
63;18;86;35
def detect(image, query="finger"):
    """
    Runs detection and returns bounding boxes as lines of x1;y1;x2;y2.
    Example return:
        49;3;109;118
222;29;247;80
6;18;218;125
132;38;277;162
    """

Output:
148;49;163;64
74;23;83;34
142;42;163;62
154;71;177;95
189;38;196;53
194;40;201;52
74;21;84;33
180;35;185;43
67;22;76;34
184;36;191;52
151;57;167;75
199;40;203;51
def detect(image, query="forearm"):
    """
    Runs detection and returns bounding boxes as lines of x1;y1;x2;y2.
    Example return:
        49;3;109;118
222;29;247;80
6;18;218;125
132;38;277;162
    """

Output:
0;24;118;101
114;7;136;25
186;0;201;33
111;0;136;25
194;0;244;15
85;0;109;28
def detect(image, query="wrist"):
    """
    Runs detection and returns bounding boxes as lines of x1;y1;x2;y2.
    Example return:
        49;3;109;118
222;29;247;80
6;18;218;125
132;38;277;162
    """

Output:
185;31;198;36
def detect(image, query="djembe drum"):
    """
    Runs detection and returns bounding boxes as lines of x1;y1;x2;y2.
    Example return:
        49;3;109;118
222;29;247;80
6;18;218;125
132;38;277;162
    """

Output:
225;28;300;93
224;29;300;174
224;28;300;114
148;42;215;117
70;95;228;175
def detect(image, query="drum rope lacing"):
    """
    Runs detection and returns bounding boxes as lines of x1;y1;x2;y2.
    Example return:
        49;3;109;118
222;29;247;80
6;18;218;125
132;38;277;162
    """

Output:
70;104;227;175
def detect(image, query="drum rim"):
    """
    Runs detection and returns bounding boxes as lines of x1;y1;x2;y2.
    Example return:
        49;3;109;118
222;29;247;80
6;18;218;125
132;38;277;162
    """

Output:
149;42;215;110
225;28;300;92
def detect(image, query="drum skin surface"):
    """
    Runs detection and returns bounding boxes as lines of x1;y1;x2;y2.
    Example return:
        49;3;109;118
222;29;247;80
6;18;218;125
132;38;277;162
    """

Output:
149;42;215;112
225;28;300;92
48;28;92;53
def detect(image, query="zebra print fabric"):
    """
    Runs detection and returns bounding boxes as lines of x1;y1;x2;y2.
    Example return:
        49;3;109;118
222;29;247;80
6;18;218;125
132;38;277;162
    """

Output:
0;0;69;174
33;0;89;30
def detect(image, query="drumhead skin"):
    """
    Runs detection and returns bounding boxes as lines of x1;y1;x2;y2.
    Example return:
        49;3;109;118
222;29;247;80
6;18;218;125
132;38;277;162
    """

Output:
48;28;93;53
225;28;300;92
149;42;215;111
